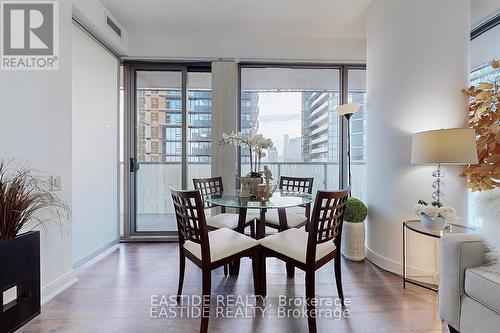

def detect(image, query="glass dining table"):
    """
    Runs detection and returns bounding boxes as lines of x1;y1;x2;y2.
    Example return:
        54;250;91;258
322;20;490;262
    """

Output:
206;190;315;239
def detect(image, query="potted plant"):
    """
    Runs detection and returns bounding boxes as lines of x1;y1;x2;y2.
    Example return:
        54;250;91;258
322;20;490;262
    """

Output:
341;197;368;261
414;200;457;231
0;160;69;333
220;131;273;196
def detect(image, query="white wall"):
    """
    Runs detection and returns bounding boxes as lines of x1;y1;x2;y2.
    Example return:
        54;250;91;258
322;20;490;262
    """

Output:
366;0;470;276
72;0;128;55
72;25;119;265
0;0;76;301
125;33;366;63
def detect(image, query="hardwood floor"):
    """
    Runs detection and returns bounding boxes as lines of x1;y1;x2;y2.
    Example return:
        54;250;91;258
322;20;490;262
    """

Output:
20;243;450;333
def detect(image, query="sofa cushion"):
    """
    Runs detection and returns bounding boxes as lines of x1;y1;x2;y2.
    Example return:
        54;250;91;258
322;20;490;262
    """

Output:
465;266;500;314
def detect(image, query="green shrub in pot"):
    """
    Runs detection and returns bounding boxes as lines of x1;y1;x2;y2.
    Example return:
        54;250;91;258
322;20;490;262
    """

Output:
344;197;367;223
341;197;367;261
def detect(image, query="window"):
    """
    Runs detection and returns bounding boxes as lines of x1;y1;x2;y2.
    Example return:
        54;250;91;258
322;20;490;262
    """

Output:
468;63;499;226
240;65;367;199
240;66;342;194
348;69;367;201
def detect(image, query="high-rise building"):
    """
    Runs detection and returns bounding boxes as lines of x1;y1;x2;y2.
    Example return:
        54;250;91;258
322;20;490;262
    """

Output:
138;89;259;163
301;90;366;163
137;89;210;163
240;92;260;163
283;135;302;161
301;91;340;162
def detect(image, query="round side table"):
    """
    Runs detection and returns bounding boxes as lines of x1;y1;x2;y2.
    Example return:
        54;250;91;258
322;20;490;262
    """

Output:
402;220;477;292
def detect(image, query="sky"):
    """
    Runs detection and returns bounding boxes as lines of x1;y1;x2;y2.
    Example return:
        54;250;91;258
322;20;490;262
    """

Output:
256;92;302;155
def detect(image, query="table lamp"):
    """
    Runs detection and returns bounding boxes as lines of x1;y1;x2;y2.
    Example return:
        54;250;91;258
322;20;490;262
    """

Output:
411;128;478;205
336;103;361;192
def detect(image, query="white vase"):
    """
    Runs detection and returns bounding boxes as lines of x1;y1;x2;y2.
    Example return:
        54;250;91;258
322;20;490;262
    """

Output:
341;221;365;261
419;214;446;231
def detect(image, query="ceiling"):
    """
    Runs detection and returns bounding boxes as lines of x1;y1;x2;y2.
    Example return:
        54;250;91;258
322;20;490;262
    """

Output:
101;0;373;38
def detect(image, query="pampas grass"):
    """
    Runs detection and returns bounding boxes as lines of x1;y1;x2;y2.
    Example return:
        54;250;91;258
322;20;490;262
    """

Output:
0;160;70;241
476;188;500;263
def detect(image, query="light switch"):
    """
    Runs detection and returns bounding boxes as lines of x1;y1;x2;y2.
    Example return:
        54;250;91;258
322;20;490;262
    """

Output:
49;175;62;191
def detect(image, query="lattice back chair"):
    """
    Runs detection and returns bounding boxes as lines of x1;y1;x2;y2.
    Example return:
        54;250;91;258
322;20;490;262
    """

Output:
306;189;349;266
170;188;210;263
261;176;315;235
279;176;314;194
170;187;261;333
193;176;256;238
193;177;225;211
259;188;349;333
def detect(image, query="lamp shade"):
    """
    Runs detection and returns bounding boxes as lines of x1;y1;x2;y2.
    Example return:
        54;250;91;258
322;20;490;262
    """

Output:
336;103;361;116
411;128;478;165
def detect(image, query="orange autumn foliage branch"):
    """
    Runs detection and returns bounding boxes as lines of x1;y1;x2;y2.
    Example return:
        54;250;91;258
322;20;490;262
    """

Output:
462;59;500;191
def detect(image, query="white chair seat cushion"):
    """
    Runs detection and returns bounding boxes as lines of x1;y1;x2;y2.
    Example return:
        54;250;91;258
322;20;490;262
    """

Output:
265;211;307;228
206;212;256;229
259;228;336;263
206;213;240;229
183;228;259;263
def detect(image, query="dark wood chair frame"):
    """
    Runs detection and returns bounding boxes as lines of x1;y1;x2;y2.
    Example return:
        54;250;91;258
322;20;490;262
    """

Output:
257;176;314;277
193;176;256;275
259;189;349;333
262;176;314;231
193;177;256;237
170;188;263;333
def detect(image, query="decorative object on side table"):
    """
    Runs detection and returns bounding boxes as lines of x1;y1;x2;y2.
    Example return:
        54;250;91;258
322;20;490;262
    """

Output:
220;131;273;196
414;199;458;231
341;197;368;261
0;160;70;333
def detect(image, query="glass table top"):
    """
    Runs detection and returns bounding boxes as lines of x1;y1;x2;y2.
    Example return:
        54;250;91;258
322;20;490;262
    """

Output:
206;190;314;210
404;220;478;238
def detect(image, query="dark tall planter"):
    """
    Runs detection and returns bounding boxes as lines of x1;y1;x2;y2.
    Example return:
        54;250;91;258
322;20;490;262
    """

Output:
0;231;41;333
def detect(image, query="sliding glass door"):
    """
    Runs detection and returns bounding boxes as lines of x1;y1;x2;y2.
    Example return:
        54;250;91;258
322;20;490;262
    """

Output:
127;63;211;237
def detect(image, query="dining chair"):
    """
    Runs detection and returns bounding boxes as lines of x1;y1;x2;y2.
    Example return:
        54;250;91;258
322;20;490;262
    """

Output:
259;189;349;333
170;187;261;333
193;177;256;237
263;176;314;231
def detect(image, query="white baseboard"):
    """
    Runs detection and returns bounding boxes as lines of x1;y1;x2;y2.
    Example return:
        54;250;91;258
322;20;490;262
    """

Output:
366;246;435;278
73;239;119;271
41;270;77;304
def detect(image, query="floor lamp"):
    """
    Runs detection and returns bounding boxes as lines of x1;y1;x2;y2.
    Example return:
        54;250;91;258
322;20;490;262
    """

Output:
336;103;361;195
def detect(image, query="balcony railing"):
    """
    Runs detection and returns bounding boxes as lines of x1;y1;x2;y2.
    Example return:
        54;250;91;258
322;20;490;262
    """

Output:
131;161;367;215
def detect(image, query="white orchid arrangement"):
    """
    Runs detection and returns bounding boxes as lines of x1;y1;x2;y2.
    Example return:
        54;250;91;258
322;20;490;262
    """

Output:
414;200;458;221
220;131;273;174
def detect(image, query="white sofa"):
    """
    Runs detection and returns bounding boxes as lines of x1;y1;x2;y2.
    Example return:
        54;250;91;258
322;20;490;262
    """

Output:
439;233;500;333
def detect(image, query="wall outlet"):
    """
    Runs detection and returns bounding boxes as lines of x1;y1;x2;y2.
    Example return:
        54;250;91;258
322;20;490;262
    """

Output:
49;175;62;191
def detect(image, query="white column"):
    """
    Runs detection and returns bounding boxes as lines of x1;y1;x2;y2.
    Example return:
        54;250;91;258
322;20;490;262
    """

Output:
211;60;239;190
366;0;471;274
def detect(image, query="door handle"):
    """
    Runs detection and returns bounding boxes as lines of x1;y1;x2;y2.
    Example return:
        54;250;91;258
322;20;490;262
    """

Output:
130;158;140;172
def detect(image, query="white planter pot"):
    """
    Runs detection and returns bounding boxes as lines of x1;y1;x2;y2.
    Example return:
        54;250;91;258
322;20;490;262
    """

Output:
341;220;365;261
